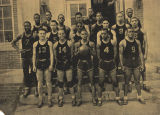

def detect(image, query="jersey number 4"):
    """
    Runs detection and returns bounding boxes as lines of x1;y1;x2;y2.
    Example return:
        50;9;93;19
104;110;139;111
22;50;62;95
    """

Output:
104;47;109;53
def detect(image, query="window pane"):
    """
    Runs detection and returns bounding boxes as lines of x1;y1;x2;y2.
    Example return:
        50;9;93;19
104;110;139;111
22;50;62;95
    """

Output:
0;31;4;42
4;18;12;30
0;7;2;18
0;19;3;30
3;6;12;18
0;0;2;5
70;4;78;17
4;31;13;42
79;4;86;16
2;0;10;4
71;17;76;25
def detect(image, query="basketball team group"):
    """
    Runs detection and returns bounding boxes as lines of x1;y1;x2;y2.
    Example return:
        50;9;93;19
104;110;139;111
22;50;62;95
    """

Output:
11;8;149;108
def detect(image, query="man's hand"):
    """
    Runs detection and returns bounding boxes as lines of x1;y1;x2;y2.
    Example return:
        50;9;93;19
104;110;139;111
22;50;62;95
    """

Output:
49;65;53;71
144;54;147;61
33;66;37;72
140;65;144;72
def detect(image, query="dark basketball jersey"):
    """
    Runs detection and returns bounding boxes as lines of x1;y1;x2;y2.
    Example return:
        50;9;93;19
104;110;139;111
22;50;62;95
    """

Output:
36;41;50;61
48;32;59;44
134;29;145;54
56;40;71;63
74;34;81;43
21;33;34;58
91;24;103;43
123;39;140;68
100;40;114;60
114;24;127;44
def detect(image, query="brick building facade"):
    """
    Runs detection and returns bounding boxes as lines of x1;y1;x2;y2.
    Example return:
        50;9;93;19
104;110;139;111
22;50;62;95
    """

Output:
0;0;146;69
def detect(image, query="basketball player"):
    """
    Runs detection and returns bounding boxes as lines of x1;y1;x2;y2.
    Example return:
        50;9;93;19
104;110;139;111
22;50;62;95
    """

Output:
46;20;59;44
53;29;76;107
97;18;117;84
33;28;53;108
42;11;52;32
72;22;83;43
126;8;134;25
32;13;41;40
91;12;103;44
71;12;90;38
57;14;71;39
11;21;34;98
119;27;145;105
131;17;149;91
112;12;130;67
74;29;96;106
97;29;122;106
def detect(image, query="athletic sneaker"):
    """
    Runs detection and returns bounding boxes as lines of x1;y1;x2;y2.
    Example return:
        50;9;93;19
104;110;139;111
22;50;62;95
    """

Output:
23;88;30;98
123;96;128;105
48;99;53;107
72;98;76;106
92;97;97;106
58;99;63;107
97;100;102;106
37;99;43;108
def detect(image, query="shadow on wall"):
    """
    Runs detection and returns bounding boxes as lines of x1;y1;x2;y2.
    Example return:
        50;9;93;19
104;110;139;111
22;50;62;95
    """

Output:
143;0;160;62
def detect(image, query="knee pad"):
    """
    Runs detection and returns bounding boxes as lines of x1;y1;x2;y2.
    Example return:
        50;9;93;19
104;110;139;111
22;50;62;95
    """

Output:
67;81;73;88
58;81;64;88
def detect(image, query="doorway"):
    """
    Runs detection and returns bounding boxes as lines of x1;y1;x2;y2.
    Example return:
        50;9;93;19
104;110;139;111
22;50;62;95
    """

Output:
91;0;116;26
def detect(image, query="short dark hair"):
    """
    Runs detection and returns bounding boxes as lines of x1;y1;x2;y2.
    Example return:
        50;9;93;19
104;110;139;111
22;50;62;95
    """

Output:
38;28;47;33
102;18;110;23
75;12;82;17
50;20;58;25
58;14;64;18
81;29;87;33
46;11;52;15
96;12;102;16
24;21;31;26
131;17;142;28
34;13;40;17
126;8;133;12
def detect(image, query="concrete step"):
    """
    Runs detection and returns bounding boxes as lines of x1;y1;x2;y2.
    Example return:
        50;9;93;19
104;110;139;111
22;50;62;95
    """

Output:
19;90;152;105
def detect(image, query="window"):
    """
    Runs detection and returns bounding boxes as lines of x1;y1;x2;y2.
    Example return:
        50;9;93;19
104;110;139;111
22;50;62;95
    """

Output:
70;3;87;25
0;0;13;42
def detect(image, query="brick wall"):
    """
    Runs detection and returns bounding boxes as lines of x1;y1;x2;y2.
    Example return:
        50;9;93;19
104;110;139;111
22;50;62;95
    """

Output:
133;0;144;26
0;51;21;69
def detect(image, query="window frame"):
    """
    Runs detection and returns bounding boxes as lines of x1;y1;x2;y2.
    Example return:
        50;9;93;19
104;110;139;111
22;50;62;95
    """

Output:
0;0;15;51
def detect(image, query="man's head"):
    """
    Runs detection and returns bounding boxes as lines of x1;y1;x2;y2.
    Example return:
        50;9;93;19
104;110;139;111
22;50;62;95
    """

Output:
45;11;52;21
76;22;83;32
96;12;103;22
38;28;47;40
58;14;65;24
50;20;58;31
58;29;66;40
88;8;94;17
102;18;110;29
81;29;88;40
126;27;134;38
75;12;83;23
126;8;133;18
116;12;124;23
24;21;31;33
101;29;109;40
131;17;141;28
34;13;40;25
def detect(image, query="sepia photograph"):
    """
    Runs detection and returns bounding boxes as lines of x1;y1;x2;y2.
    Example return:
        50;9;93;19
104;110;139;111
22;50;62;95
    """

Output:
0;0;160;115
